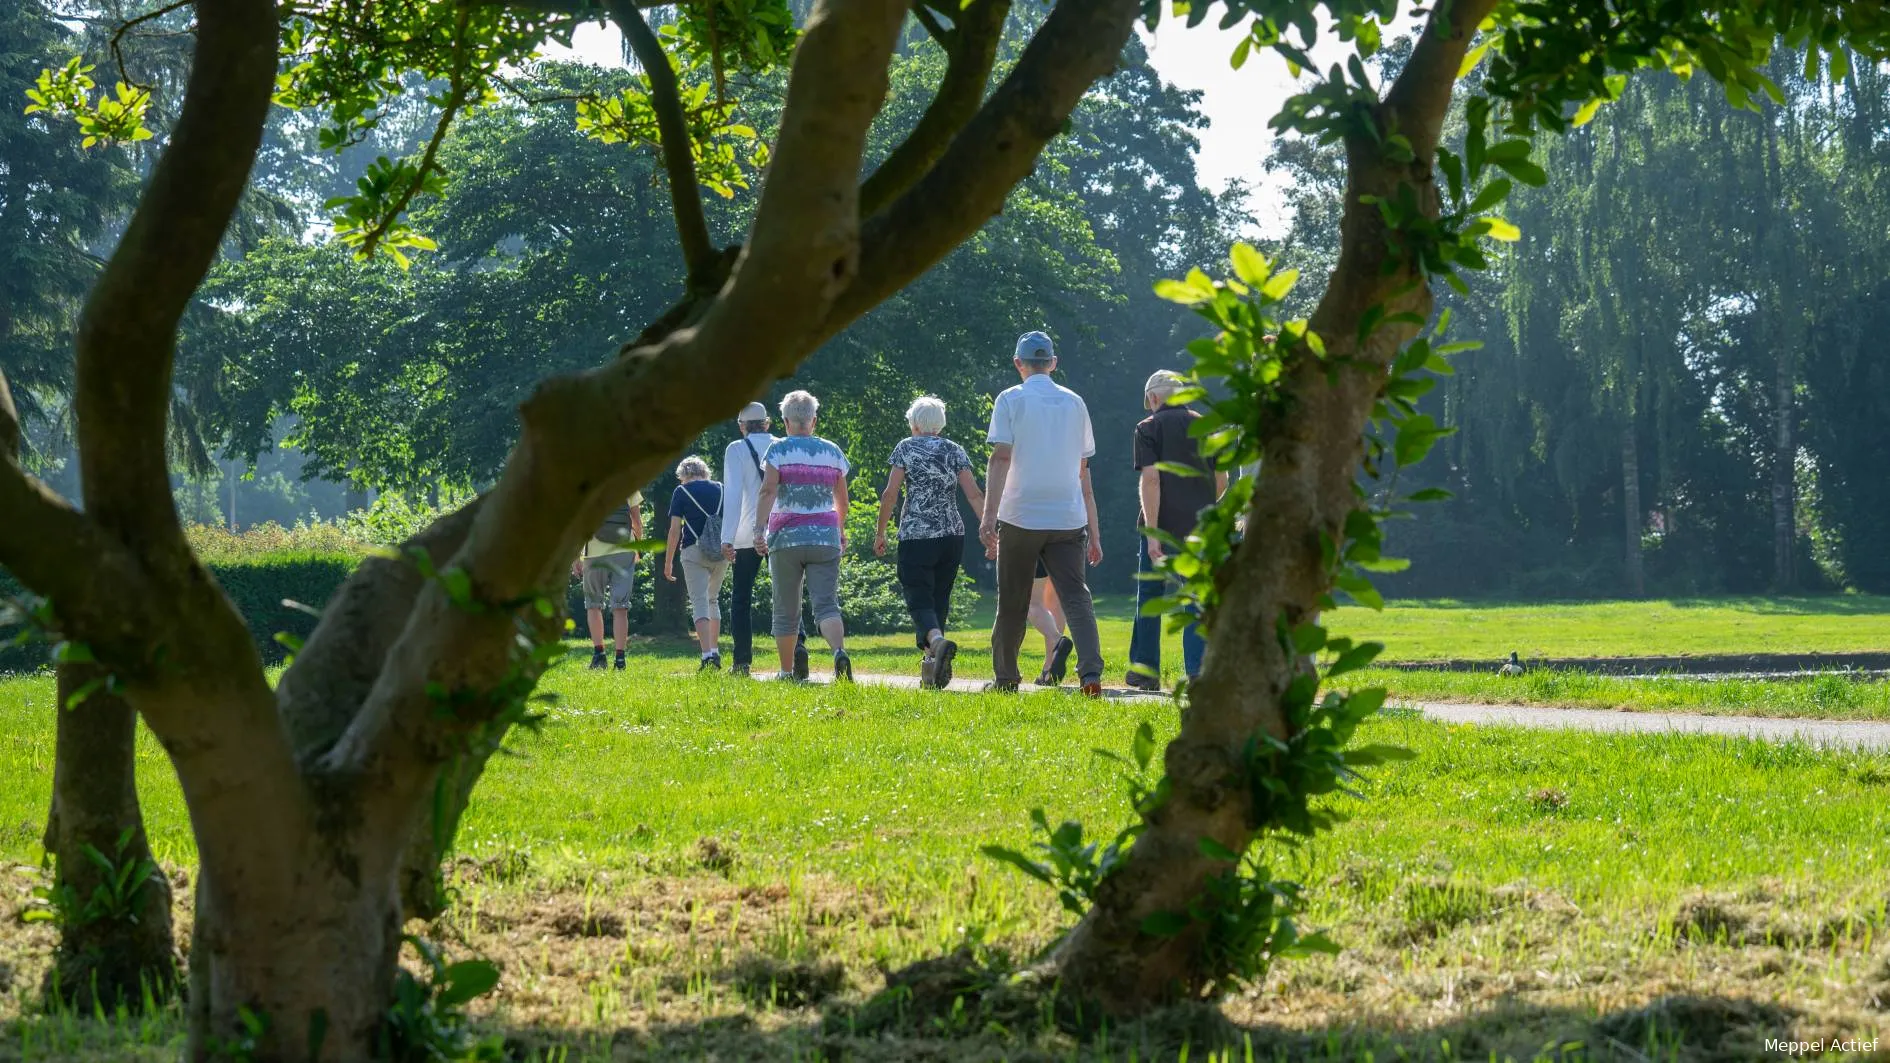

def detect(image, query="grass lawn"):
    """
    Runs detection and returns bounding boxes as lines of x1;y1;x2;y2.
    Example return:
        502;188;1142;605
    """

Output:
6;635;1890;1060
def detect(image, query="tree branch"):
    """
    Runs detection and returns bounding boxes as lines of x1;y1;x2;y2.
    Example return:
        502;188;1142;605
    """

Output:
612;0;717;282
321;0;912;863
826;0;1141;334
858;0;1012;217
72;0;277;561
1383;0;1500;164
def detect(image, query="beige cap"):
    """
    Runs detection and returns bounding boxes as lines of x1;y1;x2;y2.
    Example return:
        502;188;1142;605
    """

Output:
738;401;769;421
1144;370;1187;394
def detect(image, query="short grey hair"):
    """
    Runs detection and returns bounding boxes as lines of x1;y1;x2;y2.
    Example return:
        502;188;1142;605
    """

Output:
676;455;711;482
1145;369;1187;405
780;390;819;427
906;396;947;434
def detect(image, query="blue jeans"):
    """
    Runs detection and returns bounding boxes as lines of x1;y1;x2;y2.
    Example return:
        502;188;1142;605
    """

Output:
1128;536;1204;680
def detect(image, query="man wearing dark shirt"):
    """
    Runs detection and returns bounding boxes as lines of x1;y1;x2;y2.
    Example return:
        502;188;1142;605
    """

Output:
1127;371;1226;690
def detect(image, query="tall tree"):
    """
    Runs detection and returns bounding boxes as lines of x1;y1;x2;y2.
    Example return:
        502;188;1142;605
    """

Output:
0;0;1146;1056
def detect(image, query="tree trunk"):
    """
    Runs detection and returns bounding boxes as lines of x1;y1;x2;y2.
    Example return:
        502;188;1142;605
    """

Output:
650;491;688;634
1045;0;1493;1010
1622;422;1645;597
188;845;402;1061
42;663;178;1010
1771;340;1796;592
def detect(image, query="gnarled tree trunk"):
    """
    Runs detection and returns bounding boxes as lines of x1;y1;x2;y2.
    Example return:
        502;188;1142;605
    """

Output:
1047;0;1495;1011
41;663;177;1010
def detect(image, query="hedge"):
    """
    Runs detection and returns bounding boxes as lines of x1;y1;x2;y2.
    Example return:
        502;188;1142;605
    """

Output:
3;547;980;674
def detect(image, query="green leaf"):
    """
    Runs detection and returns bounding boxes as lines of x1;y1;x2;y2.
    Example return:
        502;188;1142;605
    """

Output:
1457;38;1491;78
1130;720;1156;773
436;960;501;1008
1259;269;1299;302
1152;461;1206;478
1229;242;1269;286
1570;96;1604;127
1493;158;1548;186
1466;179;1511;214
1407;487;1454;503
1153;278;1204;305
1344;744;1417;767
981;845;1053;885
1198;837;1241;862
1326;640;1383;678
1480;217;1521;242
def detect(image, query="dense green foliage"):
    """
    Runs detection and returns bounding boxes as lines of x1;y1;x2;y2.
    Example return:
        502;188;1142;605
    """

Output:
1268;57;1890;598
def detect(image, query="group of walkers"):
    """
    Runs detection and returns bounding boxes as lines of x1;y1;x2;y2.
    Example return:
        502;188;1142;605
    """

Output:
575;330;1222;695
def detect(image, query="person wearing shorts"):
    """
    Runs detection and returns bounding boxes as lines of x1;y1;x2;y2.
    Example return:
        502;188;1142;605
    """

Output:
574;493;644;670
665;455;729;671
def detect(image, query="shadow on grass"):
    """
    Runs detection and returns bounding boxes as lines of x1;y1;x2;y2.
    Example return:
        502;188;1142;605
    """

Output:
494;986;1799;1062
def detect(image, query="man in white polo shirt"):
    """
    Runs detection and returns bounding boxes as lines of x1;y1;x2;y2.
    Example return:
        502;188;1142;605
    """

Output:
980;331;1105;696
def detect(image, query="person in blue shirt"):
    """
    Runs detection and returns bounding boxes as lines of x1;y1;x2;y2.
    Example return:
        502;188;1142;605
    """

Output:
664;456;728;670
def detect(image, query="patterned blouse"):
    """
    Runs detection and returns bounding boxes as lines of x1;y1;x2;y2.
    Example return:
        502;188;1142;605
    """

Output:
889;435;972;541
762;434;850;550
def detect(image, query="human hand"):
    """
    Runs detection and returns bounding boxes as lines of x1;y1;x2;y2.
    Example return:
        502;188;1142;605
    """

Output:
1146;537;1164;563
979;519;998;552
664;564;676;582
1088;540;1104;567
722;544;736;562
755;538;770;558
874;532;887;557
571;559;583;579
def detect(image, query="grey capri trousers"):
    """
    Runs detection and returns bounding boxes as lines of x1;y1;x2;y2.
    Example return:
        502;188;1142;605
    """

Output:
680;549;729;622
769;544;842;638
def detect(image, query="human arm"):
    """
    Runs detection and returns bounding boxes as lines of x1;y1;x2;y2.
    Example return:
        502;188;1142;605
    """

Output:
629;498;646;563
980;444;1012;552
875;466;905;557
1139;465;1163;562
1216;469;1229;498
957;467;985;519
834;474;850;552
1081;460;1102;566
664;515;683;580
753;465;780;556
721;444;743;560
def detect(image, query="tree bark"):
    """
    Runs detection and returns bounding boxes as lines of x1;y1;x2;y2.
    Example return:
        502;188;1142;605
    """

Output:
1047;0;1495;1011
1622;421;1644;597
41;663;178;1010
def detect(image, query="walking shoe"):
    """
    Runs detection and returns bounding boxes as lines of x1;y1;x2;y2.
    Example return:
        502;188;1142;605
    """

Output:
833;650;853;682
698;655;715;672
589;649;608;670
775;670;798;683
709;650;722;671
982;680;1020;694
932;638;958;689
1080;680;1104;699
920;654;937;690
793;641;810;681
731;662;751;677
614;650;627;671
1039;636;1073;686
1124;671;1160;692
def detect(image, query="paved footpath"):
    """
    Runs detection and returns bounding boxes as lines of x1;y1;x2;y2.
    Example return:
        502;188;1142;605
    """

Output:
806;671;1890;752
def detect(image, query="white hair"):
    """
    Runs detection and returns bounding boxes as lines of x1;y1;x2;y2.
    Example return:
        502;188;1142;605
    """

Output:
780;390;819;427
906;396;947;434
675;455;711;482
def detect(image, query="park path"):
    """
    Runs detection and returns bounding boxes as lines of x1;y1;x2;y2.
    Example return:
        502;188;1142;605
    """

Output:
810;670;1890;752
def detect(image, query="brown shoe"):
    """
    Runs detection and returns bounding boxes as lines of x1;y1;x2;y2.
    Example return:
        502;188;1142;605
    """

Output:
1080;681;1103;699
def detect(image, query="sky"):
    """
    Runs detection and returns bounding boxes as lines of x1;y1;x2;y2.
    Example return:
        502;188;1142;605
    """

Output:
553;16;1350;235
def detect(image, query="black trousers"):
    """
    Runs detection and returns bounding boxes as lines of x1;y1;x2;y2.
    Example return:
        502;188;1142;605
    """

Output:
896;534;964;650
730;546;803;667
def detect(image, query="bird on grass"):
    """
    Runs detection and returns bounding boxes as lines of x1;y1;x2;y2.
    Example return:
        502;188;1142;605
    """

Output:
1498;651;1524;677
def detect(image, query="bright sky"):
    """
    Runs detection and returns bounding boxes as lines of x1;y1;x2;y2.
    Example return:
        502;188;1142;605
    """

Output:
553;16;1351;234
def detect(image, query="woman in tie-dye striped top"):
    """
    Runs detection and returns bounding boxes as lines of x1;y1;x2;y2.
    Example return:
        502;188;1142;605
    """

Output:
753;390;854;682
761;432;850;550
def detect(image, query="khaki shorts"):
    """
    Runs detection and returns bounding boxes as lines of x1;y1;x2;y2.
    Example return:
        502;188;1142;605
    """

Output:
582;553;637;610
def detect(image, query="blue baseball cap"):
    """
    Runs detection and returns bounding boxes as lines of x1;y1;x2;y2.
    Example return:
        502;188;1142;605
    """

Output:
1014;331;1055;364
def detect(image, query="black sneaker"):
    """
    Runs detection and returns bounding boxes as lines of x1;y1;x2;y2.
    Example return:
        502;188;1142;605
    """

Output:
1124;671;1160;692
698;655;715;672
589;649;608;670
1039;636;1073;686
932;638;958;689
614;650;626;671
731;662;751;677
793;641;810;681
833;650;853;682
709;651;722;671
920;654;937;690
982;680;1020;694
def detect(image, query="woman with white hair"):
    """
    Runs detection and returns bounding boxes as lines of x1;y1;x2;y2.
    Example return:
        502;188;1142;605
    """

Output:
664;455;728;670
873;396;984;688
753;390;854;681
